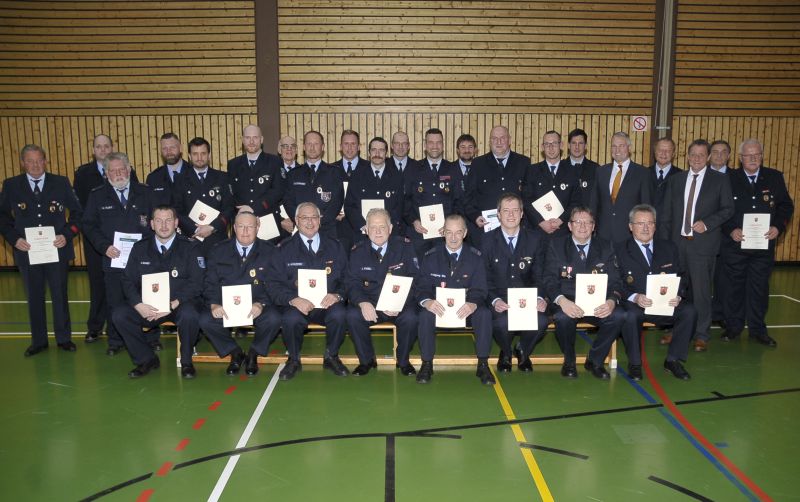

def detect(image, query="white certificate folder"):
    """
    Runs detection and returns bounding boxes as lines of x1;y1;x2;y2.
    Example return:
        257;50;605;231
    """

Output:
222;284;253;328
741;213;770;250
142;272;171;313
419;203;445;240
508;288;538;331
298;268;328;308
575;273;608;314
435;287;466;328
375;274;414;312
24;226;59;265
644;274;681;316
531;190;565;220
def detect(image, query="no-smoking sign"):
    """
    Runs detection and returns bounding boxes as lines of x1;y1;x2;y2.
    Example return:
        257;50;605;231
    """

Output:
631;115;649;132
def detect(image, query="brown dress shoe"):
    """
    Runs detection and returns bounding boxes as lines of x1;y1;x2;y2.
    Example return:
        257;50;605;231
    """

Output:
693;339;708;352
659;333;673;345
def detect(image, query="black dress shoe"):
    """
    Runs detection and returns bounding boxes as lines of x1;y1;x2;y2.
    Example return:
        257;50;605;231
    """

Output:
323;355;349;377
560;363;578;378
24;344;48;357
750;333;777;347
106;345;125;356
496;351;512;372
279;359;301;380
353;359;377;376
128;356;160;378
85;331;102;343
628;365;643;381
416;361;433;384
476;362;496;385
226;349;245;375
397;363;416;376
245;349;259;376
58;341;77;352
181;364;196;379
585;360;610;380
150;341;163;352
664;360;691;380
720;331;741;342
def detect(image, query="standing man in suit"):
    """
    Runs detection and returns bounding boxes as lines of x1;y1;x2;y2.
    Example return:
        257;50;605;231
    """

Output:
146;132;189;207
82;152;156;356
709;139;732;323
650;138;682;218
173;137;234;256
415;214;494;385
616;204;696;380
345;137;405;240
481;193;549;372
387;131;416;177
464;125;530;248
709;140;731;174
0;144;82;356
567;129;600;207
720;139;794;347
593;132;652;243
456;134;476;179
523;131;582;238
658;139;734;351
332;130;369;251
543;206;625;379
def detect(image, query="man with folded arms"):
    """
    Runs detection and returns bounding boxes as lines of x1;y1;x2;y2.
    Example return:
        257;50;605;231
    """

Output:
199;211;282;377
345;208;420;376
616;204;696;380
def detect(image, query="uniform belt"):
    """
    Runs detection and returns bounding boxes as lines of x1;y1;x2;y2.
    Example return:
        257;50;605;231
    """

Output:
681;235;694;240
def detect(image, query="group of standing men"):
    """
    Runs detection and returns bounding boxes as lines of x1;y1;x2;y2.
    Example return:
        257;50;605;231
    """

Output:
0;123;793;384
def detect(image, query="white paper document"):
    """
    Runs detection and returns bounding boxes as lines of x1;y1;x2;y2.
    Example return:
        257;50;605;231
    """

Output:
481;209;500;233
575;273;608;314
507;287;539;331
141;272;171;313
531;190;565;220
361;199;385;221
375;274;414;312
24;226;59;265
188;200;220;241
644;273;681;316
222;284;253;328
419;203;445;240
741;213;770;250
298;268;328;308
110;232;142;269
435;287;466;328
257;214;280;241
343;181;349;199
279;205;298;235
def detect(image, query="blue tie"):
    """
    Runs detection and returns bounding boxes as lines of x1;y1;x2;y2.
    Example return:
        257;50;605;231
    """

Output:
643;242;653;266
117;188;127;208
577;244;586;261
507;236;515;253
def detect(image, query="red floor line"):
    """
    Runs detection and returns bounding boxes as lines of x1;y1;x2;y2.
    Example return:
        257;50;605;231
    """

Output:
135;488;155;502
192;418;206;430
225;385;237;394
641;337;773;502
175;438;190;451
208;400;222;411
239;374;248;381
155;461;174;477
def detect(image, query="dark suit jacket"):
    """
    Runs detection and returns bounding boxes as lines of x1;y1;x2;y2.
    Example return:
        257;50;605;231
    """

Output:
173;167;234;250
331;157;370;181
344;163;405;238
614;237;689;301
73;160;138;208
657;168;734;257
481;227;547;302
146;160;189;207
542;234;622;304
227;151;285;218
284;162;345;238
523;160;582;230
464;151;530;222
649;163;683;219
415;243;487;306
403;159;464;228
592;161;652;243
572;157;600;207
345;236;419;306
203;237;277;307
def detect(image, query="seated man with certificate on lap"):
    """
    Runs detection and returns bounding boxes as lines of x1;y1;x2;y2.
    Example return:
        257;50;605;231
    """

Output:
615;204;696;380
345;208;420;376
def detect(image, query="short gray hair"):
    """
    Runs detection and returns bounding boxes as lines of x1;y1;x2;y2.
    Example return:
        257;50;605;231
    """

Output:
365;208;391;226
106;152;131;169
612;131;632;147
295;201;321;220
19;144;46;161
629;204;656;224
738;138;763;155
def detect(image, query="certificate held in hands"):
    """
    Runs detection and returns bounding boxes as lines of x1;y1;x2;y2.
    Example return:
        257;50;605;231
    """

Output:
419;203;445;240
508;288;538;331
481;209;500;233
298;268;327;308
142;272;171;313
575;273;608;314
531;190;565;220
375;274;413;312
257;214;280;241
741;213;770;250
222;284;253;327
188;200;220;241
24;226;59;265
435;287;466;328
361;199;385;221
644;274;681;316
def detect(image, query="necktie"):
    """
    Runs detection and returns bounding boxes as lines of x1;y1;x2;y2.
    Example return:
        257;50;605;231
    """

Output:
658;169;664;182
198;171;206;182
577;244;587;262
497;157;505;168
611;164;623;203
100;166;106;178
161;244;167;255
397;160;403;171
249;159;256;168
507;236;515;253
464;165;470;176
374;170;381;180
450;252;458;266
642;242;653;266
549;165;557;177
375;246;383;262
748;175;756;185
241;246;248;261
683;174;698;235
117;188;127;208
307;239;314;253
309;163;316;172
32;179;41;195
347;160;353;175
431;162;438;173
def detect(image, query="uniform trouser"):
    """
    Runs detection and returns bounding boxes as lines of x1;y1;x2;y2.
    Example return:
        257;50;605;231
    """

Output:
113;302;200;366
198;307;282;358
722;249;774;337
678;241;716;341
418;305;492;361
281;304;347;360
104;270;127;348
491;310;549;357
553;309;625;366
18;259;71;347
82;238;107;332
621;301;697;364
711;252;726;322
346;306;419;364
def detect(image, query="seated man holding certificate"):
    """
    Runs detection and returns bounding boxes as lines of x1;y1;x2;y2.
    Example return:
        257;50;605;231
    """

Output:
268;202;349;380
616;204;696;380
114;205;205;378
345;208;419;376
415;214;493;385
198;211;282;377
481;193;549;372
543;206;624;380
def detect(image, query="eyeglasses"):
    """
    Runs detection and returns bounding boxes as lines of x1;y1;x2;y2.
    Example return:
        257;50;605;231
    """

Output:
631;221;655;228
542;142;561;148
570;220;594;227
279;144;298;149
297;215;320;222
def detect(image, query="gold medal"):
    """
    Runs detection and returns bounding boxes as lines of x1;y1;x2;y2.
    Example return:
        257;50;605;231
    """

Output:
249;269;256;278
171;269;178;278
325;266;332;275
417;186;423;193
626;275;634;284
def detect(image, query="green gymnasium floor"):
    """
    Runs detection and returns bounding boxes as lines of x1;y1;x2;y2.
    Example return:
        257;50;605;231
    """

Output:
0;269;798;502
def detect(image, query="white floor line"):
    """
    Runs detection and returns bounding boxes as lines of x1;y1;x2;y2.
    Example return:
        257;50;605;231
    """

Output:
0;300;89;303
771;294;800;304
207;363;284;502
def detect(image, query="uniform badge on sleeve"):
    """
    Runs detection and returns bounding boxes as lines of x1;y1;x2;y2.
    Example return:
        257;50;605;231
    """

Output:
197;257;206;268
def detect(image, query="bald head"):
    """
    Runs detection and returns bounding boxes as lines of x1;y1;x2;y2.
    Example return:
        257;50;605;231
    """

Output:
242;124;263;155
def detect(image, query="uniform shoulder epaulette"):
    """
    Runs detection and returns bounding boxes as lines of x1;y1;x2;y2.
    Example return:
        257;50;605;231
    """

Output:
424;247;437;256
89;185;104;193
469;247;482;256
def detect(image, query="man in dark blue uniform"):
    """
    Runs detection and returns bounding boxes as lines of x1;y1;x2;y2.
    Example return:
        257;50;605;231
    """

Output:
0;144;82;356
344;137;405;241
283;131;345;241
173;137;234;257
387;131;417;177
720;139;794;347
616;204;696;380
82;152;156;356
146;132;189;207
114;206;204;378
345;208;420;376
543;206;625;379
415;214;494;385
199;211;283;376
403;128;464;255
482;194;549;372
566;129;600;207
268;202;349;380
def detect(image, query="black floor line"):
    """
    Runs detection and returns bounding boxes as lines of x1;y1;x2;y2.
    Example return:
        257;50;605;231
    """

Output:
518;442;589;460
648;475;715;501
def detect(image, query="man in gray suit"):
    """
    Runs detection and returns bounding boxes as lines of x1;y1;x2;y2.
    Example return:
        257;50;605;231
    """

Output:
592;132;652;243
658;139;733;351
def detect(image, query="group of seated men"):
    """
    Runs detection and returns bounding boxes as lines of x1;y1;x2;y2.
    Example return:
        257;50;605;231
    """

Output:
0;123;793;385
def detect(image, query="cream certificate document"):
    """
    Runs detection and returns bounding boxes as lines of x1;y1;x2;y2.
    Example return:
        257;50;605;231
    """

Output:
575;273;608;314
375;274;414;312
257;214;280;241
361;199;385;221
110;232;142;269
741;213;770;250
298;268;327;308
481;209;500;233
532;190;565;220
142;272;170;313
508;287;539;331
222;284;253;328
645;273;681;316
188;200;220;241
435;287;466;328
24;226;59;265
419;203;445;240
